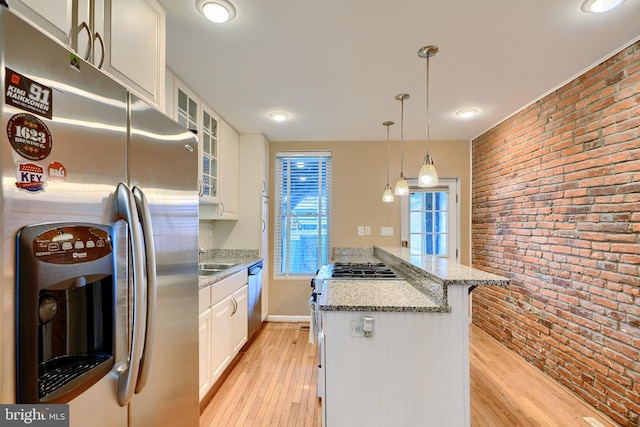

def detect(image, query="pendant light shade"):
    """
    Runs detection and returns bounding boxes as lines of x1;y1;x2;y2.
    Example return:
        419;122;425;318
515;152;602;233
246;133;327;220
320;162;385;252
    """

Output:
394;93;410;196
394;177;409;196
417;45;439;187
382;184;395;202
382;121;395;202
418;155;438;187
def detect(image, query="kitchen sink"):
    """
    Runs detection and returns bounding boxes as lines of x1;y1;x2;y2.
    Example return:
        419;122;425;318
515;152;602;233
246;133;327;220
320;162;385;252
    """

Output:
198;262;238;277
198;269;222;276
199;262;237;270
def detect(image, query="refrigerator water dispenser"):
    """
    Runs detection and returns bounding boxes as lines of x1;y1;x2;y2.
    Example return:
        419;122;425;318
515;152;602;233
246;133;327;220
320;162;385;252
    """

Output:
15;223;116;403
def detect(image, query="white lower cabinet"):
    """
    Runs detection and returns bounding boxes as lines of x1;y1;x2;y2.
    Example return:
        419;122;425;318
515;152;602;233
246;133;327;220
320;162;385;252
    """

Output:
198;270;248;401
231;286;248;353
210;294;234;383
198;307;212;401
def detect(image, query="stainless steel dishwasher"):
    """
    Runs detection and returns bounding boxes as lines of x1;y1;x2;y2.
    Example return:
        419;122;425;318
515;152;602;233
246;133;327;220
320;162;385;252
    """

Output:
247;261;263;340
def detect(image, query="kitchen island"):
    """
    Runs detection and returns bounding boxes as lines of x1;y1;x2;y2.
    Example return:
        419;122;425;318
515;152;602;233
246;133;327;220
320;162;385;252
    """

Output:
318;246;508;427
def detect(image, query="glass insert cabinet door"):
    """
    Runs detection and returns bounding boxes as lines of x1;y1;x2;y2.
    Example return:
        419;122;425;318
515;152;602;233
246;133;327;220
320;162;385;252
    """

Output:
175;83;219;200
201;109;218;198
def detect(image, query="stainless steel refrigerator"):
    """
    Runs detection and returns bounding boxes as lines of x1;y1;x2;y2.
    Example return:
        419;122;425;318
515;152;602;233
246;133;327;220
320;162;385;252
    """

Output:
1;7;199;426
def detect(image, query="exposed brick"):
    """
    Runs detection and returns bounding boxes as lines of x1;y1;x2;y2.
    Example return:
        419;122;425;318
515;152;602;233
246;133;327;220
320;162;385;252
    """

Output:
472;40;640;426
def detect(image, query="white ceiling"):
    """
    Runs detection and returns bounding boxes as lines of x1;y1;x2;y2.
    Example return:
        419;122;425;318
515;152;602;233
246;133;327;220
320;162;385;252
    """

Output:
157;0;640;142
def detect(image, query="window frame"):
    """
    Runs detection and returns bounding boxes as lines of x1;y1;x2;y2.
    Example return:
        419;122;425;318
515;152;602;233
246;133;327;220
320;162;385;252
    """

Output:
274;151;332;278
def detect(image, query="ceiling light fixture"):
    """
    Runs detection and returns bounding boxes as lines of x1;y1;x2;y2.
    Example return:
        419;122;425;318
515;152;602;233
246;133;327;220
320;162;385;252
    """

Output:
394;93;410;196
382;120;395;203
269;112;289;122
417;45;439;188
581;0;624;13
455;108;478;119
196;0;237;23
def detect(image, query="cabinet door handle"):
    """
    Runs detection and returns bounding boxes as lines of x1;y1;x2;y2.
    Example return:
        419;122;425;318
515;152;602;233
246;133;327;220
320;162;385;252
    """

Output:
231;298;237;316
197;178;204;197
93;32;105;69
262;220;266;232
78;21;92;61
218;202;225;217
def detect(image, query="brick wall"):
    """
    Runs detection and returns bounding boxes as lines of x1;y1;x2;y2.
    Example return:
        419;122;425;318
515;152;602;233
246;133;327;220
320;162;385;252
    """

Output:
471;41;640;426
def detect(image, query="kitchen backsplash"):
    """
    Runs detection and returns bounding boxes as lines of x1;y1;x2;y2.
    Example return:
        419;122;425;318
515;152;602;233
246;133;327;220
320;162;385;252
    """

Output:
200;248;259;261
332;247;373;258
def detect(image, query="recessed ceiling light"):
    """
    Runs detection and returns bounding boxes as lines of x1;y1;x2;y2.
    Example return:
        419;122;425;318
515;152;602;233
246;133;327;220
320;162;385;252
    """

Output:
455;108;478;119
581;0;624;13
196;0;236;23
269;112;289;122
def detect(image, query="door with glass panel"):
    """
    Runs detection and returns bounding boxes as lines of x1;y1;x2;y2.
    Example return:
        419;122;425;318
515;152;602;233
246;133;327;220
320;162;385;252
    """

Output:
401;178;459;261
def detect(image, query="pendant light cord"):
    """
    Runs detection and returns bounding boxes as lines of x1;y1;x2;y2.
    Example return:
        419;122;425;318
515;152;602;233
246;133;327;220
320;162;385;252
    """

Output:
386;124;391;185
400;96;405;175
425;54;430;155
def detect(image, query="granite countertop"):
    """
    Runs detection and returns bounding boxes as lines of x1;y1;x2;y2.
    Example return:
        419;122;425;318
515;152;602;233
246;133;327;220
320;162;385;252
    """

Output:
318;279;444;313
374;246;510;287
198;249;261;289
318;246;509;313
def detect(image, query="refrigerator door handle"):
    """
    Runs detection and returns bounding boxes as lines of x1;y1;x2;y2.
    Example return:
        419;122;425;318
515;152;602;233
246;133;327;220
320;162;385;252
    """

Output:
115;183;147;407
132;186;157;394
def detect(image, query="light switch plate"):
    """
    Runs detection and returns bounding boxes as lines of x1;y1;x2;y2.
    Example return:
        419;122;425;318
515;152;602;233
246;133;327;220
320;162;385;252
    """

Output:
381;227;393;236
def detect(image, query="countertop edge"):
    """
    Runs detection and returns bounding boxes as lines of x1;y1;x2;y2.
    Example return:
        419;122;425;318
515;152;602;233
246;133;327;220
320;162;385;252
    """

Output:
198;256;262;289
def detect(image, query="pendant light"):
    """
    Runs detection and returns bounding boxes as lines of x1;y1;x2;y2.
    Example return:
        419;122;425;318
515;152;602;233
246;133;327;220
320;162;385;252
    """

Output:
382;120;395;202
394;93;410;196
417;45;439;187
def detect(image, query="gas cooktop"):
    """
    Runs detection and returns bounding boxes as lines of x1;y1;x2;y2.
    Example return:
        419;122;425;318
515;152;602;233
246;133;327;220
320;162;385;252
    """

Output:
330;262;400;279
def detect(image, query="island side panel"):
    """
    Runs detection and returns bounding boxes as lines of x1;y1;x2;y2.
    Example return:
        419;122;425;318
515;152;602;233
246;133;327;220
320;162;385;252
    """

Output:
322;309;470;427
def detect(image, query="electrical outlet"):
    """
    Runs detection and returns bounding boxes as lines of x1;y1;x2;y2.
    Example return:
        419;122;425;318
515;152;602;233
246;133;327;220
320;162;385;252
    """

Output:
350;321;364;337
365;226;371;235
357;226;364;236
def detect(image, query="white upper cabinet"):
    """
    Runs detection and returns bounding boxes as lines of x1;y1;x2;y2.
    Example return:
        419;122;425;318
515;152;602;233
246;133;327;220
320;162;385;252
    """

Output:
102;0;165;108
168;71;239;219
10;0;73;44
200;102;220;203
11;0;166;108
216;118;239;220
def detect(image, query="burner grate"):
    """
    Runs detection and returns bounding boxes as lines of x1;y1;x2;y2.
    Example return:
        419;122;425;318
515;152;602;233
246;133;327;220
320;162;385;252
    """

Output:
331;262;398;279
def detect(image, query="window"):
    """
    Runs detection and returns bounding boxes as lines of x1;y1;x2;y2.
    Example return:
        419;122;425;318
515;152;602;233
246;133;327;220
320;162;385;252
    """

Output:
274;152;332;277
401;178;459;261
409;191;449;255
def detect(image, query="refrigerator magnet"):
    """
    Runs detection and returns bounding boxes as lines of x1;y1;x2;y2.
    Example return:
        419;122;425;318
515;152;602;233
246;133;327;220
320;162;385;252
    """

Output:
47;161;67;182
15;162;46;193
6;112;53;161
4;67;53;119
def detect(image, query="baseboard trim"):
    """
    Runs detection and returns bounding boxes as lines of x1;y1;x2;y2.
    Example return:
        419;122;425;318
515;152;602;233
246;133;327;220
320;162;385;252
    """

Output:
267;315;311;322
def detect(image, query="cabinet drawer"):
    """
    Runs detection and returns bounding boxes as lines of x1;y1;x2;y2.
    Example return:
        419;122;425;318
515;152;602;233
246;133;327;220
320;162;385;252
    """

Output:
199;286;211;314
211;270;248;306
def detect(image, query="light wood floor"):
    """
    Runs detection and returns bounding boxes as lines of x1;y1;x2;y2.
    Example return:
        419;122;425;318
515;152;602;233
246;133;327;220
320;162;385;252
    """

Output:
201;322;620;427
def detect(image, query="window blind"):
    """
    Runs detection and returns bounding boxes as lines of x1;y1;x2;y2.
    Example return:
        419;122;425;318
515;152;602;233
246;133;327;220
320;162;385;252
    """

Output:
274;152;332;277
